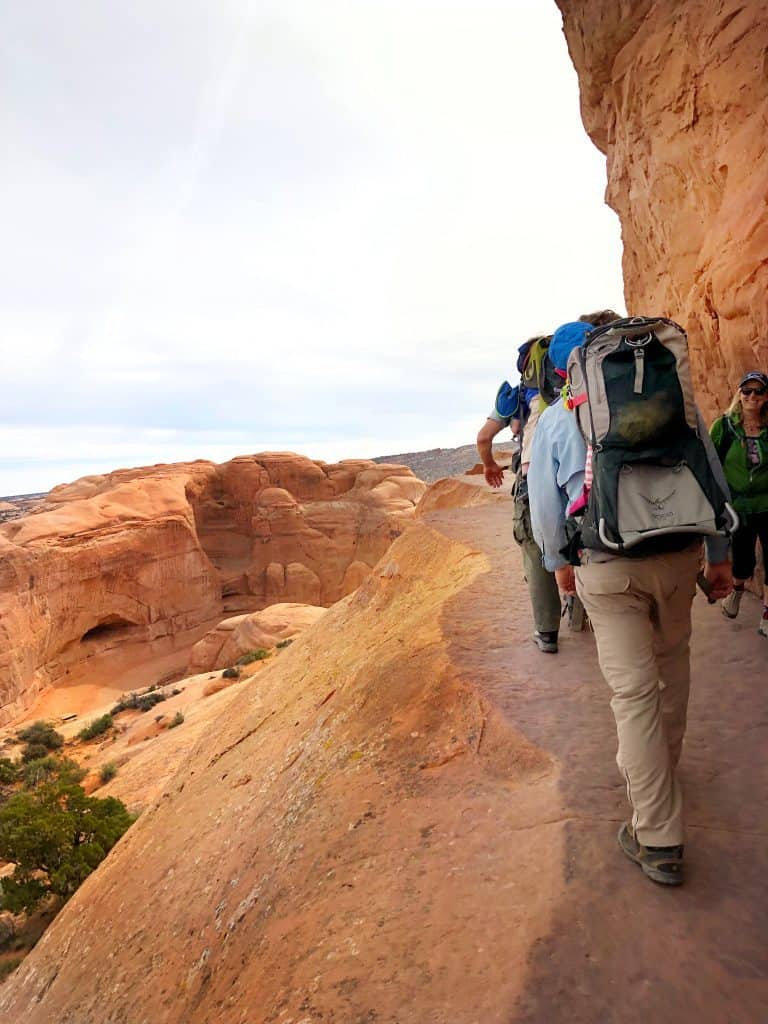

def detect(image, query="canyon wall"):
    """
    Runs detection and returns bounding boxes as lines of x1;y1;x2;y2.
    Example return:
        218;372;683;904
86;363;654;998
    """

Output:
556;0;768;420
0;454;425;723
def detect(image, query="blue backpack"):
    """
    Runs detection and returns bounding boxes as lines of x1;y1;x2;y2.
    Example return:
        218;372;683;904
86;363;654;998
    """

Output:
494;381;521;420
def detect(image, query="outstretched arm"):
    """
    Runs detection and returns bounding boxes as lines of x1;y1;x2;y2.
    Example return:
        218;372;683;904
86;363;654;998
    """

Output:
477;418;508;488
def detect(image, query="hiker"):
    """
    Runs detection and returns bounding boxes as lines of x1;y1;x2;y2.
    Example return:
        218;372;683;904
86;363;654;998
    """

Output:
710;370;768;637
477;367;561;654
528;317;734;887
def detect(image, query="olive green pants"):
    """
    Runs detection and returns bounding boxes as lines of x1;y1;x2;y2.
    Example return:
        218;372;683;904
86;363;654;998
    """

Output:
512;486;561;635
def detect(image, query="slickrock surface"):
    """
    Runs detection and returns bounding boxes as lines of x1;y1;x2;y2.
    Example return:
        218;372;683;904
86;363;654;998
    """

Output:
188;603;328;672
2;479;766;1022
556;1;768;419
0;454;424;724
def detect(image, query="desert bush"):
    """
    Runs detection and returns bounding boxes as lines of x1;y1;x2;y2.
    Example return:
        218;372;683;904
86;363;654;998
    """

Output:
0;956;23;982
0;760;18;786
168;711;184;729
0;775;133;914
99;762;118;784
221;667;240;679
21;743;50;764
22;757;85;790
111;691;167;715
235;649;269;666
276;638;293;650
16;721;63;751
77;714;113;741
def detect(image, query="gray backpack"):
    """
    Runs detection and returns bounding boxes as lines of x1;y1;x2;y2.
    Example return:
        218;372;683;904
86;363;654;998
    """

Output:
566;316;737;555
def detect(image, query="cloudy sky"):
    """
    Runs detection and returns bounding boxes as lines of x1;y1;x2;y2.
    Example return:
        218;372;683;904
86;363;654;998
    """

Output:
1;0;624;495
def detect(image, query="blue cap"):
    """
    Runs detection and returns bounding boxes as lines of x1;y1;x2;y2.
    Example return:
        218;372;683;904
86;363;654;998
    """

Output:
739;370;768;390
549;321;593;371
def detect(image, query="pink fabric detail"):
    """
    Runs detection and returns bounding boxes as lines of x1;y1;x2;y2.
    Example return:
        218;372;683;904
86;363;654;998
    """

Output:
567;444;593;517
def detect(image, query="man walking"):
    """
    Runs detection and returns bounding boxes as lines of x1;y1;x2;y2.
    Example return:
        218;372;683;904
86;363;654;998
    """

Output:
528;319;733;886
477;380;561;653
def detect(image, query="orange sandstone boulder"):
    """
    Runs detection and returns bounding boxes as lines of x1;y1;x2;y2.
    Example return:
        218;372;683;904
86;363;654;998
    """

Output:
188;602;327;672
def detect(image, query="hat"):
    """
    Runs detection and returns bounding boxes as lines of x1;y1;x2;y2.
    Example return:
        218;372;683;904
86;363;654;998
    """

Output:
549;321;594;372
738;370;768;390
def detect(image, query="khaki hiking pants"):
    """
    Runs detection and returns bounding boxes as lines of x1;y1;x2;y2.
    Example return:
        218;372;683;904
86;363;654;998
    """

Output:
575;544;701;847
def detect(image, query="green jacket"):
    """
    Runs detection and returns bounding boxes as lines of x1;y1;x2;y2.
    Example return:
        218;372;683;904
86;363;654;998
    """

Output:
710;414;768;516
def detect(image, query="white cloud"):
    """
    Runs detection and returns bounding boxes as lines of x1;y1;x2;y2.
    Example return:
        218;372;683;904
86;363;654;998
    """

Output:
0;0;623;495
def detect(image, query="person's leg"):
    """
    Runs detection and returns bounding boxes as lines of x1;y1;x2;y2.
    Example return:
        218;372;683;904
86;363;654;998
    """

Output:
512;482;561;642
755;513;768;636
576;558;684;847
521;535;562;634
650;547;699;768
723;517;758;617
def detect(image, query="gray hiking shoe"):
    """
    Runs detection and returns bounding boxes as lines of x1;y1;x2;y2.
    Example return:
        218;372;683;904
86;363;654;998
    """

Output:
618;823;684;887
532;630;558;654
721;588;744;619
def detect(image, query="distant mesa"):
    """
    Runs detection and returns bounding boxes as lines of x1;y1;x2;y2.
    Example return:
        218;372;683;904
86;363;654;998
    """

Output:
0;452;426;724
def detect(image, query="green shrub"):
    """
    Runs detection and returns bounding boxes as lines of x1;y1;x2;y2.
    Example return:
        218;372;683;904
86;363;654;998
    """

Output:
221;667;240;679
22;757;85;790
0;759;18;786
168;711;184;729
0;777;133;914
16;721;63;751
235;649;270;666
111;691;167;715
99;762;118;784
77;714;113;741
21;743;50;764
276;638;293;650
0;956;23;982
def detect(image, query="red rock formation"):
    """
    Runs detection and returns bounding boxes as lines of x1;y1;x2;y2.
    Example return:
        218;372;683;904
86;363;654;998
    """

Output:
0;454;425;724
0;520;561;1024
556;1;768;420
188;602;327;672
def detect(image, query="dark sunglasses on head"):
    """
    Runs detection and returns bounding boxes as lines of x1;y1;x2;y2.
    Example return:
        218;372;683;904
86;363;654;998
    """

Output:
741;386;767;396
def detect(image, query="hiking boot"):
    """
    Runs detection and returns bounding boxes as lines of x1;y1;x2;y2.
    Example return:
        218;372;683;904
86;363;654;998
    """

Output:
759;612;768;638
721;588;744;619
617;823;684;887
532;630;558;654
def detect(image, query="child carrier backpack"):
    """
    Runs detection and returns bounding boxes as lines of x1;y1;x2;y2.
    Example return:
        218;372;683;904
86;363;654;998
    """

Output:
517;335;561;406
565;316;738;556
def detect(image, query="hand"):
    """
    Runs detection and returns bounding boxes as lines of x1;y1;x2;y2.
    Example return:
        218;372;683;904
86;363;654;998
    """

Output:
704;561;733;601
555;564;576;596
483;462;504;488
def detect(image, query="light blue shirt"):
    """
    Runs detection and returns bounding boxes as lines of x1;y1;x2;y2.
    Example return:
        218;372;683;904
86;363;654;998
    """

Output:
528;399;586;571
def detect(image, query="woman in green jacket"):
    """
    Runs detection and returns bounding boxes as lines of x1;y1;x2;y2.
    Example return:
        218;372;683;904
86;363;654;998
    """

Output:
710;371;768;637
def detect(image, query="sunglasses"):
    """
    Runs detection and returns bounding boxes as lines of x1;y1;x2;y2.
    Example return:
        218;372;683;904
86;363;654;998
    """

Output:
741;386;767;397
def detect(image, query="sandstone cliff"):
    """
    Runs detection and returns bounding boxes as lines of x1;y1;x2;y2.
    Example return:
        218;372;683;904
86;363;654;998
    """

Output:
556;0;768;418
0;454;425;724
